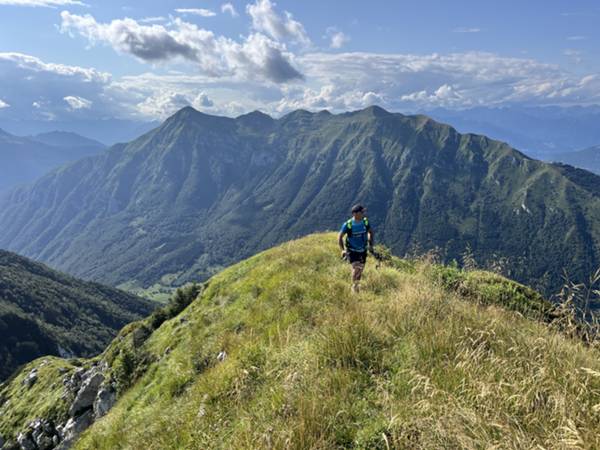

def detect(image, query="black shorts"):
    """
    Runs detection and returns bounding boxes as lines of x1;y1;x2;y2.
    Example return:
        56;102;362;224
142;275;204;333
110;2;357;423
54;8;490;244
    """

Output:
348;250;367;264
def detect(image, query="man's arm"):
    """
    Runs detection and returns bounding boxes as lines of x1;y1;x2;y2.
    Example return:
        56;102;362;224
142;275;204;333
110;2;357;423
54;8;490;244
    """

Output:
368;228;374;251
338;231;346;251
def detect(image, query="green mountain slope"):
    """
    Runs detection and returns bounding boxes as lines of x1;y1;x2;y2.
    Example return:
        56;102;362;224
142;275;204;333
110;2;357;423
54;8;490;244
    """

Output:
0;250;156;382
0;128;105;192
1;234;599;449
1;106;600;296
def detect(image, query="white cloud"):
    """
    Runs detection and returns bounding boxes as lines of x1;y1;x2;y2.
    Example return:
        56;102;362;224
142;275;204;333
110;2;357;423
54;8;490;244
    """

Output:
221;2;238;17
567;35;586;41
452;27;481;33
0;52;132;121
63;95;92;109
175;8;216;17
0;0;85;5
564;49;583;64
4;45;600;123
59;11;303;83
246;0;310;45
0;98;9;109
136;90;214;119
330;32;349;49
325;27;349;49
282;51;600;112
139;16;167;24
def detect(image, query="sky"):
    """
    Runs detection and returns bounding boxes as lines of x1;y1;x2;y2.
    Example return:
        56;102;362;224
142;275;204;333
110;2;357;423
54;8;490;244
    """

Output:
0;0;599;123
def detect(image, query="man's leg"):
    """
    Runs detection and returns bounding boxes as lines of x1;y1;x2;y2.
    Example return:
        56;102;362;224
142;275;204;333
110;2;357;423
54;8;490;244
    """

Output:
351;261;365;293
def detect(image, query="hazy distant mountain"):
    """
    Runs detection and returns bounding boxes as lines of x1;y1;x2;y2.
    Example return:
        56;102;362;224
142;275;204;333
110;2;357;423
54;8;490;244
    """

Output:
0;128;105;192
31;130;105;150
1;118;159;146
427;105;600;158
1;106;599;296
546;145;600;175
0;249;155;382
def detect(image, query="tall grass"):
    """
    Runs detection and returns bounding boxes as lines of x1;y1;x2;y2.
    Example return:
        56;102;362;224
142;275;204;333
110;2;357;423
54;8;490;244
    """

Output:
69;233;600;449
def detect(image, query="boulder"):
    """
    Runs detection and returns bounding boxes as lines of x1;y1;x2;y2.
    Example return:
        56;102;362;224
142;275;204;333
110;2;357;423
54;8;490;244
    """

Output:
16;432;35;450
69;370;104;416
58;410;93;448
93;383;117;419
22;369;37;389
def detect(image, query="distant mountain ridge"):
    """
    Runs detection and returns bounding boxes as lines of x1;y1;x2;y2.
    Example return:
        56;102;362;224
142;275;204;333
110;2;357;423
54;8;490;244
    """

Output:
31;131;105;149
1;106;600;295
0;128;105;192
547;145;600;175
428;105;600;157
0;249;155;382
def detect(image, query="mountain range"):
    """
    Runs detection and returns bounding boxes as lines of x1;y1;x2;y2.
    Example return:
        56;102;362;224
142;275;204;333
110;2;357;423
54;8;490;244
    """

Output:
0;106;599;297
428;105;600;158
0;250;155;382
0;129;105;192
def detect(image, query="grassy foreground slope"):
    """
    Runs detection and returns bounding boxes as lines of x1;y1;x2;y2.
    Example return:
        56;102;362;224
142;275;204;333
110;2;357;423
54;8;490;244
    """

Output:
3;233;600;449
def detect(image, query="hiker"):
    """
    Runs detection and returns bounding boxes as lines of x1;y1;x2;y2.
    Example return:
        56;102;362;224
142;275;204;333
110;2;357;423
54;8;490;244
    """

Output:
338;204;374;293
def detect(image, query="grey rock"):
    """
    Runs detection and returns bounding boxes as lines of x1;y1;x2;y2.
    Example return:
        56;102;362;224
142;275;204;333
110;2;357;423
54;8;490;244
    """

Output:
217;351;227;362
52;435;60;446
22;369;37;388
16;432;35;450
62;410;93;443
69;370;104;416
34;434;53;450
93;383;117;419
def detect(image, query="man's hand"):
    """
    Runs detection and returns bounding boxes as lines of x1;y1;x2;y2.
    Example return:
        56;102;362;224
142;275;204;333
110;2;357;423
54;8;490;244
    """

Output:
341;250;347;260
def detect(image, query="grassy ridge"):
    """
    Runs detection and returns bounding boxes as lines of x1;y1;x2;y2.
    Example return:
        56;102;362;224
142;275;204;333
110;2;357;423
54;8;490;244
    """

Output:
60;233;600;449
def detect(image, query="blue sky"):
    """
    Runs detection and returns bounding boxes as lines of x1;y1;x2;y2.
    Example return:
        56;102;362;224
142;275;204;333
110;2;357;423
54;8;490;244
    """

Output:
0;0;599;121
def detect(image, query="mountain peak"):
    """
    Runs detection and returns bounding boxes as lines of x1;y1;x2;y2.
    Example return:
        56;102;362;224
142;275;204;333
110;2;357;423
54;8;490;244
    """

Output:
356;104;390;117
236;110;275;129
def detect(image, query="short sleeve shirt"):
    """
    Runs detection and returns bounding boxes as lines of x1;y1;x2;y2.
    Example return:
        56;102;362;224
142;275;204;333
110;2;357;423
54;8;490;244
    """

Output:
340;218;370;252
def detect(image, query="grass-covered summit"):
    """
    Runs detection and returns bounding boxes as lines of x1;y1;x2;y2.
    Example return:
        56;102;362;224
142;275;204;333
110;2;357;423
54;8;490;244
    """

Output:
2;233;600;449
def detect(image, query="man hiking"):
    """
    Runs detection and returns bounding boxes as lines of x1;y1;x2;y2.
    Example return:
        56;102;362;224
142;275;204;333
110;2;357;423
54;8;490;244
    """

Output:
338;204;374;293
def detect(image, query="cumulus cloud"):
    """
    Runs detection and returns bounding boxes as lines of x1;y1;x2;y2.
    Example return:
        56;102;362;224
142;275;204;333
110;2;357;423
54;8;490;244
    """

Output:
0;98;9;109
59;11;303;83
136;90;214;118
246;0;310;45
221;2;238;17
0;0;85;6
0;52;132;121
63;95;92;109
325;27;349;49
278;51;600;112
175;8;216;17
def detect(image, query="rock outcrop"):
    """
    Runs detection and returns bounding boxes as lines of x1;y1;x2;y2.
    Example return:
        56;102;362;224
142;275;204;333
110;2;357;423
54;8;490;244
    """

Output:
5;361;119;450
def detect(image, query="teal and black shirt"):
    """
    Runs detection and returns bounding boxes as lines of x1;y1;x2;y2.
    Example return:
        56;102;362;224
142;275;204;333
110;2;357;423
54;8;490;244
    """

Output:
340;218;371;253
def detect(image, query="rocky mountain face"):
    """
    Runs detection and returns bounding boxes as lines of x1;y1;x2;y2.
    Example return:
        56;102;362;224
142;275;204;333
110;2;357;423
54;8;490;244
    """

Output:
0;129;105;192
1;106;599;296
0;250;155;382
